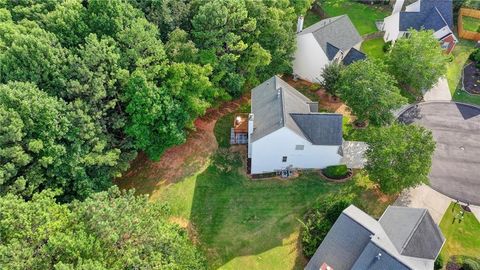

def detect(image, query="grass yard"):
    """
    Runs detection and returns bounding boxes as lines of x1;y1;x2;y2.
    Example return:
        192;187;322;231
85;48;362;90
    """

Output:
462;16;480;32
439;203;480;261
148;111;396;270
361;38;385;59
445;39;480;106
320;0;388;35
304;10;322;28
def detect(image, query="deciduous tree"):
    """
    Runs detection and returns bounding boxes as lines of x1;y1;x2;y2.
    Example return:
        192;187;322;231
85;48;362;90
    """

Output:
339;59;407;126
365;124;436;194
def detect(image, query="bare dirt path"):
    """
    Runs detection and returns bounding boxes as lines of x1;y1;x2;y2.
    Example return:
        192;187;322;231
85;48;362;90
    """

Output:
114;96;249;195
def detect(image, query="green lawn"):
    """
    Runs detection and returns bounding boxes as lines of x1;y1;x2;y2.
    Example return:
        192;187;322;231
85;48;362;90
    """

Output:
439;203;480;261
445;39;480;106
462;16;480;32
304;10;322;28
321;0;388;35
361;38;385;59
149;111;395;270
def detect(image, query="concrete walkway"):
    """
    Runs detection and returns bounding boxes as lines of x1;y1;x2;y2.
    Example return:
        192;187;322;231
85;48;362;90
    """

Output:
394;184;480;223
423;77;451;101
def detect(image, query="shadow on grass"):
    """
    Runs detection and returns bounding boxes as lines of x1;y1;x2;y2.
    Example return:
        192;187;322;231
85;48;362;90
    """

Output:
188;149;395;269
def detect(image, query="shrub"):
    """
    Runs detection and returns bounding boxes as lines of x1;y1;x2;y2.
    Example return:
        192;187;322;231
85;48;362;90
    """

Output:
469;48;480;63
434;254;444;270
383;41;392;52
301;198;352;257
323;165;349;179
321;63;343;96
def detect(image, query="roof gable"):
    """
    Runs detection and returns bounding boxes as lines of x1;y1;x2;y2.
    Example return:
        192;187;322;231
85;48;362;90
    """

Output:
342;47;366;65
299;15;362;55
379;206;445;260
326;42;340;61
251;76;343;145
399;0;453;31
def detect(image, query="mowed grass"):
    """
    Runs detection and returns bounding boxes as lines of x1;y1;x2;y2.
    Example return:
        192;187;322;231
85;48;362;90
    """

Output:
321;0;388;35
361;38;385;59
462;16;480;32
148;112;396;270
439;203;480;261
445;39;480;106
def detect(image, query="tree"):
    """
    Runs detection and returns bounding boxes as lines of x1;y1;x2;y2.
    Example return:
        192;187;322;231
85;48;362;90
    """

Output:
165;28;199;63
387;29;447;97
338;59;407;126
365;124;436;194
321;62;343;96
0;187;206;269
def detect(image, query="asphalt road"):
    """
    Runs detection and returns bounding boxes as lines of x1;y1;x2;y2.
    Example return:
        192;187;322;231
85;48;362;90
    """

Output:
399;102;480;205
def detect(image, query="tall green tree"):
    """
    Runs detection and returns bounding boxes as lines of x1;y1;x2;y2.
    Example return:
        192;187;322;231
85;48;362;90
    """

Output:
165;28;199;63
387;29;447;96
365;124;436;194
0;187;206;269
339;59;407;126
321;62;343;96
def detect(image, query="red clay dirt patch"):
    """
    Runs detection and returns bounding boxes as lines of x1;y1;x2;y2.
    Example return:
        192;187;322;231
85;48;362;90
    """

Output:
114;96;250;195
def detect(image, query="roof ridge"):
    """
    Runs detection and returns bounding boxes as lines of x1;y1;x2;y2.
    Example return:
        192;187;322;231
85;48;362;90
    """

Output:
277;77;286;128
290;112;343;116
399;209;427;254
300;14;346;33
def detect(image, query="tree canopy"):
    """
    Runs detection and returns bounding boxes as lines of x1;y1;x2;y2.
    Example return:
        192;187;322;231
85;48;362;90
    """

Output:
387;29;447;96
338;59;407;126
365;124;436;194
0;187;206;269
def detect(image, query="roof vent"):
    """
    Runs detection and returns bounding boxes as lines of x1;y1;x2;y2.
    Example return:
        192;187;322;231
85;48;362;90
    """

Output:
376;253;382;260
277;87;281;99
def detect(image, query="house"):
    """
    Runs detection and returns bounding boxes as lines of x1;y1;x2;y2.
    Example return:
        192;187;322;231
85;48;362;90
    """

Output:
293;15;365;83
382;0;457;53
247;76;345;175
305;205;446;270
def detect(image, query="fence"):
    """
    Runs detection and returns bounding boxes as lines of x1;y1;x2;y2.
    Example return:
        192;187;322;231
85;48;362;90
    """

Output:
458;8;480;41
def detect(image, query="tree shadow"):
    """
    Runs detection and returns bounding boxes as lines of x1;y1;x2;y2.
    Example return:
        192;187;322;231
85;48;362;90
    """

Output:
397;105;422;124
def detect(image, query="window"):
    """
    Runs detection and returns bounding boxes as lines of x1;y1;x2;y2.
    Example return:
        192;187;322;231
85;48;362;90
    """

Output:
282;156;287;162
295;145;304;150
441;41;450;50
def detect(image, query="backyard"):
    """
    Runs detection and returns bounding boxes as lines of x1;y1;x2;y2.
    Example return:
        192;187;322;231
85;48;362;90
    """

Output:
439;203;480;262
360;38;386;59
319;0;388;35
462;16;480;32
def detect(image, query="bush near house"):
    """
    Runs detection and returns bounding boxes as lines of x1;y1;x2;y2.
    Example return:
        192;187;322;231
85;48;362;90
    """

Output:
322;164;349;179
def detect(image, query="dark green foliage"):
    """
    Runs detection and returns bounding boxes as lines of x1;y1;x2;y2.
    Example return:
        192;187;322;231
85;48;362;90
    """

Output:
463;258;480;270
469;48;480;68
365;124;436;194
339;59;407;125
323;165;349;179
387;29;447;97
382;40;392;52
434;254;444;270
321;63;343;96
0;187;206;269
301;197;352;257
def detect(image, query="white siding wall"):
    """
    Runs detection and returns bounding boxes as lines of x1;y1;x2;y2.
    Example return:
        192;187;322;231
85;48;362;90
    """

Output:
383;13;400;42
293;33;330;83
250;127;342;174
434;26;453;40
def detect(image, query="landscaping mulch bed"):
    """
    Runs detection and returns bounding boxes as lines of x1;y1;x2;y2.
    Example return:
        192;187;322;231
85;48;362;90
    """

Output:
320;169;354;183
463;62;480;95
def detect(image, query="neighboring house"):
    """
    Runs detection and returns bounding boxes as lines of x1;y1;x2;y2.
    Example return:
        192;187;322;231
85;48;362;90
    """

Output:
305;205;446;270
382;0;457;53
247;76;344;175
293;15;365;83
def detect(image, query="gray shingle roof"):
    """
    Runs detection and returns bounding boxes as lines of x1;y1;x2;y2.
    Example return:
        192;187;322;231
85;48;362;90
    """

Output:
305;205;445;270
290;113;343;145
251;76;343;145
299;15;362;55
379;206;445;260
342;47;366;65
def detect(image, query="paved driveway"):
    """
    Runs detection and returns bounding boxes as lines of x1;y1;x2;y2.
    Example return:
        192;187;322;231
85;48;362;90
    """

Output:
398;102;480;205
423;77;451;101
